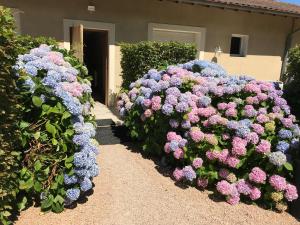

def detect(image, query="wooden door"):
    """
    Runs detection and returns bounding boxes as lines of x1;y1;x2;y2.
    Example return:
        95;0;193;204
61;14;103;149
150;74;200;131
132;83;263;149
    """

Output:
71;25;84;62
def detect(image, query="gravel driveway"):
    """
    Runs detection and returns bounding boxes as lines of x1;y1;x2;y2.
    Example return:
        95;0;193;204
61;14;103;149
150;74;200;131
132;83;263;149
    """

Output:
15;142;300;225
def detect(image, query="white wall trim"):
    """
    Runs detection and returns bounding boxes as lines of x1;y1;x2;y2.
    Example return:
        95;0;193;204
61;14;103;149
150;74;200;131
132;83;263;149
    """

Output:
11;8;22;34
148;23;206;59
63;19;116;103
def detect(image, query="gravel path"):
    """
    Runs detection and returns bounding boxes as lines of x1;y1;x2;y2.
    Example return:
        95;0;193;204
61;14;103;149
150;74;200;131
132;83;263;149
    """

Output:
15;142;300;225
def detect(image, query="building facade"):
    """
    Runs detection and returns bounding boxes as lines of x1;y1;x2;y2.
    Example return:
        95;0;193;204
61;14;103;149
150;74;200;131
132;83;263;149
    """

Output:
1;0;300;105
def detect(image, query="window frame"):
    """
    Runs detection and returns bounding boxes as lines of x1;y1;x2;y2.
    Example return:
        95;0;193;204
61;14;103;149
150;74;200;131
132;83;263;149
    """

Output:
230;34;249;57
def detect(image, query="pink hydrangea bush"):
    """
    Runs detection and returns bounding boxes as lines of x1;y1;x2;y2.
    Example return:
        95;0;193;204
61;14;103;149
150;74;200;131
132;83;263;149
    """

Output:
118;60;300;211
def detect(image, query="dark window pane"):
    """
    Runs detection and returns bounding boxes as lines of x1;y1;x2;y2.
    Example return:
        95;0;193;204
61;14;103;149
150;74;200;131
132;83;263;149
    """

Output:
230;37;241;55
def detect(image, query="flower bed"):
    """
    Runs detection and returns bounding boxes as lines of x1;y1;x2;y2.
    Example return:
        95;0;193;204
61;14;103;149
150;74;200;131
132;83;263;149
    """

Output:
118;60;300;211
15;44;99;212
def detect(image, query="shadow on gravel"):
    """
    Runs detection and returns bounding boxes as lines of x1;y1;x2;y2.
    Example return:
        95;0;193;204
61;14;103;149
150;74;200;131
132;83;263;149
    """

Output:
95;121;300;221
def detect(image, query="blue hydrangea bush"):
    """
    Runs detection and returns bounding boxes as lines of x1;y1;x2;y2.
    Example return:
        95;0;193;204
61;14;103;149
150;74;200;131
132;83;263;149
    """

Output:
118;60;300;212
15;44;99;212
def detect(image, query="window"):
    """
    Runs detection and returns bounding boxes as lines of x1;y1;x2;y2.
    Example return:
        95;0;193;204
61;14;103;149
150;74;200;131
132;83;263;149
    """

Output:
148;23;206;59
230;34;248;57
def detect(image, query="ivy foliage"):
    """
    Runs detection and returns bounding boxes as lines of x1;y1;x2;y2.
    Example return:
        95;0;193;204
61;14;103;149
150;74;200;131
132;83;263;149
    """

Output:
120;41;197;89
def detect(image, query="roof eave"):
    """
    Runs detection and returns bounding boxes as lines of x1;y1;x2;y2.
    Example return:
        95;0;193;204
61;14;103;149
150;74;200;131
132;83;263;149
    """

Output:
162;0;300;18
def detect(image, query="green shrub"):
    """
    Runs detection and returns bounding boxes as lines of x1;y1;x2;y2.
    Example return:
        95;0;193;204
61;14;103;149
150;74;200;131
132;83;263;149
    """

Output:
120;41;197;89
283;45;300;119
15;45;98;214
0;7;22;224
0;7;99;224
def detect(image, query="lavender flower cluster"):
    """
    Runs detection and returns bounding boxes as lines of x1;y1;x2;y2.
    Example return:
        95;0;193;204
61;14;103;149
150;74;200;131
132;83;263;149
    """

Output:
118;59;300;211
16;44;99;205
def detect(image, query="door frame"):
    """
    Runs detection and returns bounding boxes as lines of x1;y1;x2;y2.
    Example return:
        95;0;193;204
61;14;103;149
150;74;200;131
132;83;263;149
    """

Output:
63;19;115;106
148;23;206;60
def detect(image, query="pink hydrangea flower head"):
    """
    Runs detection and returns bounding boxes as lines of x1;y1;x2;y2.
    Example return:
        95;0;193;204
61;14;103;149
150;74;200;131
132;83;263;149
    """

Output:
198;107;216;117
142;99;152;107
47;51;64;65
245;132;259;145
162;74;171;81
257;114;270;124
61;82;84;97
216;180;233;195
269;175;287;191
164;142;170;153
208;115;222;125
192;157;203;169
152;96;161;104
251;123;265;135
231;137;247;156
227;195;240;205
189;127;205;142
249;187;261;200
284;184;298;201
218;149;229;162
227;102;237;109
255;140;271;154
244;83;261;94
173;168;184;181
206;150;219;160
225;108;237;117
257;93;268;101
173;148;184;159
281;118;293;128
226;156;240;168
188;112;200;123
151;102;161;111
249;167;266;184
167;132;179;142
217;102;228;110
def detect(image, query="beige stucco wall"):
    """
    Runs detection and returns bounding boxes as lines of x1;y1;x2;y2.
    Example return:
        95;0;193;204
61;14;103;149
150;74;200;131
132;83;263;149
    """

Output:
1;0;298;102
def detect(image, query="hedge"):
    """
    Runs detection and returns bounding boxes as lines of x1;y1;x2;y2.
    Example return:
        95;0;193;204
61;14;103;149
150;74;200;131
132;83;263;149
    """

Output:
283;45;300;119
0;7;22;224
0;7;99;224
120;41;197;89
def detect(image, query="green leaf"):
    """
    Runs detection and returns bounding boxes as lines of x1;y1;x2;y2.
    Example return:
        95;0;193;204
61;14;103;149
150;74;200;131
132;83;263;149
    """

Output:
34;160;42;171
34;182;42;192
41;196;53;209
52;138;58;145
17;196;28;211
62;111;71;121
32;96;43;107
19;179;34;190
33;131;40;140
2;211;11;217
54;195;65;204
20;121;30;129
46;121;56;136
284;162;293;171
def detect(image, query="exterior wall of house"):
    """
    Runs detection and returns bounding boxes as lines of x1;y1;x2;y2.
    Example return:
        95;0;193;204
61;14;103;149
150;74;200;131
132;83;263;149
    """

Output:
0;0;298;104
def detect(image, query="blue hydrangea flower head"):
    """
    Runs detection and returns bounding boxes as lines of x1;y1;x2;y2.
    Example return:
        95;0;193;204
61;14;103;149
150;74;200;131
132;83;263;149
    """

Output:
66;188;80;201
80;177;93;192
276;141;290;153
